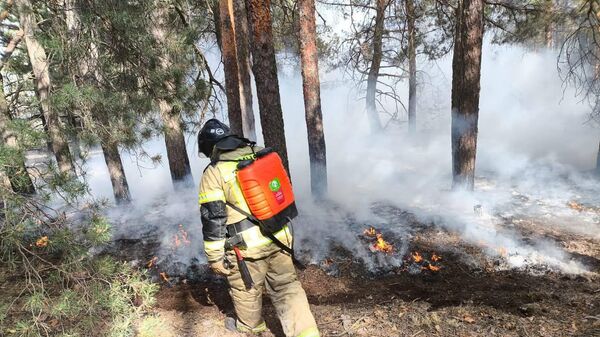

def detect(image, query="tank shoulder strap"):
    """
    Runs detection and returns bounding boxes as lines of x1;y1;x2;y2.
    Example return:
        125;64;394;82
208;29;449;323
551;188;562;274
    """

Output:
210;137;258;165
225;201;305;269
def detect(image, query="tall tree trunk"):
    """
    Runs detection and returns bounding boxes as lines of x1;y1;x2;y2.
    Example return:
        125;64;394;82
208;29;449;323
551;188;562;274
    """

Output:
450;0;484;191
233;0;256;141
246;0;290;172
72;3;132;203
17;0;76;176
365;0;386;132
152;7;192;186
64;0;83;159
100;141;130;204
0;74;35;194
298;0;327;198
159;101;192;184
218;0;243;136
406;0;417;133
210;0;223;50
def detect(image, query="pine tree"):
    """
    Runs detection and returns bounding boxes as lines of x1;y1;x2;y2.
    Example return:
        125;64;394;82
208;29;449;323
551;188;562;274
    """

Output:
0;74;35;195
451;0;484;190
218;0;244;136
246;0;290;172
365;0;387;132
16;0;76;176
233;0;256;141
151;4;193;186
406;0;417;133
62;1;132;203
298;0;327;197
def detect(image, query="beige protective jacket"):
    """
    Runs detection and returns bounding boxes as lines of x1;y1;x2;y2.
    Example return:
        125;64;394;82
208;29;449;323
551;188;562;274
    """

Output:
198;146;292;262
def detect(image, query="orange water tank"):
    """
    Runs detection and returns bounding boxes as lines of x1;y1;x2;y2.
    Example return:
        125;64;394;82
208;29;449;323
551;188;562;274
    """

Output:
236;149;297;231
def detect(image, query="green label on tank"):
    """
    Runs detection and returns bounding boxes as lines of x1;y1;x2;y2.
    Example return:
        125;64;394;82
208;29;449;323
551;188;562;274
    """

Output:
269;178;281;192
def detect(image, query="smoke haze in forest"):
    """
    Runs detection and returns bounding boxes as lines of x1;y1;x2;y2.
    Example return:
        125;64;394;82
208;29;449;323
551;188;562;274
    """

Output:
85;43;599;274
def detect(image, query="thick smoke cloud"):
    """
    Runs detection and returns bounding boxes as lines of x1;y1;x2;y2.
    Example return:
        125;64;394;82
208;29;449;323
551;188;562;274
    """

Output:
85;43;599;275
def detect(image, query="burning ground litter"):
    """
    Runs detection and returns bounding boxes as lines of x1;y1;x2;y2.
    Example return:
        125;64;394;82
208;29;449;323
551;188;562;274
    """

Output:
143;220;599;337
96;173;600;336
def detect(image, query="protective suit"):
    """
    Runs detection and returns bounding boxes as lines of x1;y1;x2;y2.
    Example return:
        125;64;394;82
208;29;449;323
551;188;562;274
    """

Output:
198;120;319;337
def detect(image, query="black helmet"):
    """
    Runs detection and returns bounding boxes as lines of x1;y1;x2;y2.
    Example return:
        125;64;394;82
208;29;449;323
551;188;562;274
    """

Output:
197;119;231;157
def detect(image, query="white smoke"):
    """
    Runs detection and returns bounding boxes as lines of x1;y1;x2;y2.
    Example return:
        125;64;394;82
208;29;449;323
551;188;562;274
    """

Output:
81;41;599;275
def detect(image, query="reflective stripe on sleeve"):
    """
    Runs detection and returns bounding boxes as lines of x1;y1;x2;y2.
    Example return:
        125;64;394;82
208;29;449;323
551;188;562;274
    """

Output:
203;239;226;251
198;190;226;204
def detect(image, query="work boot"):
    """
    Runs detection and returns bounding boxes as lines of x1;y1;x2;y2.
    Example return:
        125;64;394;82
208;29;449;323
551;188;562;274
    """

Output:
224;317;268;334
224;316;237;332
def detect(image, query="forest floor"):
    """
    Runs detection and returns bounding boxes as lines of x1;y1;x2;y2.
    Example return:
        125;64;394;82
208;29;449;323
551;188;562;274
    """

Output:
138;204;600;337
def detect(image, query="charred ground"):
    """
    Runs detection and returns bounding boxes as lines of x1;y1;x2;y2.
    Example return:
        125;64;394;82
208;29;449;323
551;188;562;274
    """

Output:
133;203;600;337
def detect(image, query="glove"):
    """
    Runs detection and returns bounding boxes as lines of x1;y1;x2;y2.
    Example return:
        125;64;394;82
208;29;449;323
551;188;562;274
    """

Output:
210;259;231;276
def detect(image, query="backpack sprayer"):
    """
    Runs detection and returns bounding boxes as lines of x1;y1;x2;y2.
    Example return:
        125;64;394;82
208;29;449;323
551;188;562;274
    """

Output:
225;147;300;290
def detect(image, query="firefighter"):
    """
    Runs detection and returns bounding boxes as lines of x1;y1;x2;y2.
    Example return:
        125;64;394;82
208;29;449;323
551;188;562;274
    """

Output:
197;119;320;337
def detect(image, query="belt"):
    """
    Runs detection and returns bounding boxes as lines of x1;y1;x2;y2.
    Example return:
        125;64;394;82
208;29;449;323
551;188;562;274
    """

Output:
226;218;256;237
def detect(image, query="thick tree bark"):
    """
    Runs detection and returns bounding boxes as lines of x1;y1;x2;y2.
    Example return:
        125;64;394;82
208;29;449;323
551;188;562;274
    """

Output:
210;0;223;50
233;0;256;141
152;7;193;186
218;0;243;136
365;0;386;132
159;101;192;184
406;0;417;133
246;0;290;172
17;0;76;175
298;0;327;198
0;74;35;194
100;142;130;204
450;0;484;191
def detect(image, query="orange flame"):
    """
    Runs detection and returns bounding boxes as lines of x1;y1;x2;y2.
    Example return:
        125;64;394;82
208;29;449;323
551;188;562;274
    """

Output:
372;234;394;253
412;252;423;263
427;264;441;272
147;256;158;268
160;272;169;282
567;201;585;211
497;247;508;257
363;227;377;237
431;253;441;262
172;225;191;249
35;236;49;248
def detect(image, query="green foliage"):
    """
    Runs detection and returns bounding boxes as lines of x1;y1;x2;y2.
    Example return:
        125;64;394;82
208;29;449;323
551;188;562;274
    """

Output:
0;174;156;336
137;315;172;337
0;218;159;335
24;291;47;313
86;216;113;245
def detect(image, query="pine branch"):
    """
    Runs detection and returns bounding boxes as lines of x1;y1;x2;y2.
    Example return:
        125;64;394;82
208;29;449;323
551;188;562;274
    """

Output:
0;28;24;71
173;4;225;93
484;0;537;12
0;0;14;22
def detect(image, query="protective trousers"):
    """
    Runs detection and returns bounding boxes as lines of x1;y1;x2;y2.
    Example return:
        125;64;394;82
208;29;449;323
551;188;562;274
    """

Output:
226;249;320;337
